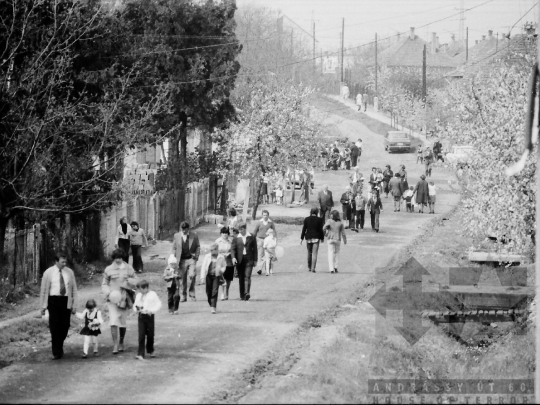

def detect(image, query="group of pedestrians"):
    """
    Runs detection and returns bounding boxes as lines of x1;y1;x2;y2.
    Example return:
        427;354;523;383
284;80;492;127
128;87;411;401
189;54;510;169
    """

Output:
115;216;149;273
417;140;444;178
323;139;363;171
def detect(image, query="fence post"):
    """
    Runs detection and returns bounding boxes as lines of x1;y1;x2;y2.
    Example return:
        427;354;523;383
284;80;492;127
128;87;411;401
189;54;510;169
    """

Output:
34;223;40;283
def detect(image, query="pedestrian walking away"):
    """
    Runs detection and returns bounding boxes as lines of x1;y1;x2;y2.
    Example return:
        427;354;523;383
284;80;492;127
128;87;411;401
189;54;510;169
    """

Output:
318;184;334;221
416;144;424;164
129;221;148;273
389;173;403;212
163;255;180;314
367;190;383;232
428;181;437;214
263;229;278;276
398;165;409;194
216;226;234;300
424;147;434;177
300;207;325;273
354;192;367;230
200;243;227;314
402;186;415;213
231;224;258;301
350;142;359;168
40;252;78;360
356;93;362;111
413;174;430;213
134;279;162;360
369;167;378;190
253;210;277;275
382;165;393;198
363;92;368;111
76;299;103;358
115;216;131;263
340;186;354;230
102;249;138;354
171;221;201;302
323;210;347;273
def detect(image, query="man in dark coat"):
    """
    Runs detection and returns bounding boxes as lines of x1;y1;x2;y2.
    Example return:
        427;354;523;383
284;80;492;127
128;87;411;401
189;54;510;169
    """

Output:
300;207;325;272
318;184;334;220
413;174;430;213
340;186;354;229
171;221;201;301
367;190;383;232
388;173;403;212
231;224;258;301
350;144;359;168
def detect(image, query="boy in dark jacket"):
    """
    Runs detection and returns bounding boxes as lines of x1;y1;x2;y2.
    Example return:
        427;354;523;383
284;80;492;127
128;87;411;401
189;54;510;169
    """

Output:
300;208;325;273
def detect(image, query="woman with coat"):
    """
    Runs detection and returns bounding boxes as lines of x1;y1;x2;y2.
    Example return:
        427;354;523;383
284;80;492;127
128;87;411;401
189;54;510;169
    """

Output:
323;210;347;274
115;217;131;263
389;173;403;212
413;174;430;213
215;227;234;300
199;243;227;314
398;165;409;194
382;165;394;198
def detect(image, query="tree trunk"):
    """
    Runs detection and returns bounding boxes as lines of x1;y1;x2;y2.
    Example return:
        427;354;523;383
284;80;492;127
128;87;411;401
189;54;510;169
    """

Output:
179;122;188;224
290;165;297;203
251;179;263;220
65;214;73;265
0;215;8;275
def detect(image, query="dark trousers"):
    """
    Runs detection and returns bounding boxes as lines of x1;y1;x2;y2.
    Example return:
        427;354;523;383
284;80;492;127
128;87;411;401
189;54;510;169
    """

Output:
370;212;380;230
131;245;143;272
236;259;253;299
138;314;155;357
48;296;71;358
306;241;320;271
351;155;358;167
167;280;180;311
345;160;351;170
118;239;130;262
355;210;365;229
206;274;220;308
320;207;331;221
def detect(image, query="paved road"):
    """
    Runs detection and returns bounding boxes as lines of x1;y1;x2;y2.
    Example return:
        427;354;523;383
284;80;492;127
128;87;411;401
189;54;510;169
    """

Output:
0;102;459;403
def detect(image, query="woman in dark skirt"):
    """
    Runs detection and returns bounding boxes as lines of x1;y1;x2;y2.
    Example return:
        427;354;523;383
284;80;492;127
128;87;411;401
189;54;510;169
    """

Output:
398;165;409;195
216;226;234;300
115;216;131;262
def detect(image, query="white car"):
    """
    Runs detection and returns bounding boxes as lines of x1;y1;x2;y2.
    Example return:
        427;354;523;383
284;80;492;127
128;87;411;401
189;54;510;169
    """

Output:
445;145;475;167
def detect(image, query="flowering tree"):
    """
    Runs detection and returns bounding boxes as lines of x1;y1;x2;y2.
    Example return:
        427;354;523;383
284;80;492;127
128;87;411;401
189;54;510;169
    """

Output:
445;60;535;256
216;82;321;219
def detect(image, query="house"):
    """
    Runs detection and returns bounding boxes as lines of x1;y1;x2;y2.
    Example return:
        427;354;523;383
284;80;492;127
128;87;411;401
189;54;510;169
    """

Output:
445;28;535;80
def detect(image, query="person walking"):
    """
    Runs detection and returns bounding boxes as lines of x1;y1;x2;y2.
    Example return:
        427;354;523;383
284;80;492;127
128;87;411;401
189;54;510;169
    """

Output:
323;210;347;273
320;148;329;172
227;207;239;229
253;210;277;276
355;138;363;165
102;249;138;354
133;279;162;360
300;207;325;273
354;192;367;230
424;147;434;177
367;190;383;232
129;221;148;273
171;221;201;302
340;186;354;230
115;216;131;263
318;184;334;221
356;93;362;111
200;243;227;314
428;181;437;214
368;167;378;190
76;299;103;359
163;255;180;314
40;252;78;360
350;142;359;168
389;173;403;212
382;165;394;198
231;224;257;301
413;174;430;213
398;165;409;194
363;93;368;111
263;229;278;276
416;144;424;164
216;226;234;300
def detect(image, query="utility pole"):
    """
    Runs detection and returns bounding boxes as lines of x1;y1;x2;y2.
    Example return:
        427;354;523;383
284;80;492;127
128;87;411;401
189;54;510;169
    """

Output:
375;33;378;98
496;32;499;51
313;22;316;74
341;18;345;83
422;44;426;101
465;27;469;62
536;5;540;403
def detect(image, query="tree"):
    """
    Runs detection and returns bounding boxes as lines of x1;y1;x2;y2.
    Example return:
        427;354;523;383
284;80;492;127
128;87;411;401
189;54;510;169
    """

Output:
0;0;174;261
444;59;535;257
216;82;321;219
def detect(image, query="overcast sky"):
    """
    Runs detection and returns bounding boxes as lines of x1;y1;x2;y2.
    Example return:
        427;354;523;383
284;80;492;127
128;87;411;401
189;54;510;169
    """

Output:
236;0;536;51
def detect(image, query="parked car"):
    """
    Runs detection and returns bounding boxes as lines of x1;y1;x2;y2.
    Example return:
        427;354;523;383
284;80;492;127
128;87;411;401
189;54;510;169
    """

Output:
384;131;412;153
445;145;475;167
285;167;315;190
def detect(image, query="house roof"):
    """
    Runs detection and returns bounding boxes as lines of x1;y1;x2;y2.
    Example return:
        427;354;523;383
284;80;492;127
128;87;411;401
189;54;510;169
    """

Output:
451;36;500;65
373;34;458;68
445;34;535;79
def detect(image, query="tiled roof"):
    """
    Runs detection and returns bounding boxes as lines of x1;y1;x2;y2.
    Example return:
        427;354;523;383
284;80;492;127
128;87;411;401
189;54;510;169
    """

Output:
445;34;536;79
375;35;458;68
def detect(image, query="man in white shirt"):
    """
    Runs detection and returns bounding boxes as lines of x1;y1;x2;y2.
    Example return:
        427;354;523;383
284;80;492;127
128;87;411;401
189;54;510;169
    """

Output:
134;279;162;360
40;252;78;360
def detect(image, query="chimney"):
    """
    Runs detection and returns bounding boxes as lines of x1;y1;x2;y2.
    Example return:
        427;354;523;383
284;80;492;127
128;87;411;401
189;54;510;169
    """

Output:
432;32;437;53
409;27;415;40
488;30;493;39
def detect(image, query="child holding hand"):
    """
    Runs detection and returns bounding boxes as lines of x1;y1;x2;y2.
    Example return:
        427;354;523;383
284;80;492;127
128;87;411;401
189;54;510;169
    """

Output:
134;280;162;360
77;299;104;359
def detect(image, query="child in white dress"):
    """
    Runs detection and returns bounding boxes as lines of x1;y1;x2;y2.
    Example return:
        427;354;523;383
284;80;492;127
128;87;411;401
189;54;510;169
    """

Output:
77;299;104;358
263;229;278;276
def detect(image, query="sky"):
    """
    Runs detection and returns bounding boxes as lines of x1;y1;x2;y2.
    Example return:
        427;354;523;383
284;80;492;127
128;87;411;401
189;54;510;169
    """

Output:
236;0;537;52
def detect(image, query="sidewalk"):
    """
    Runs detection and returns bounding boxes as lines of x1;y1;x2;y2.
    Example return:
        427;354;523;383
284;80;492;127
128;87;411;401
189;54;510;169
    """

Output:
326;95;428;145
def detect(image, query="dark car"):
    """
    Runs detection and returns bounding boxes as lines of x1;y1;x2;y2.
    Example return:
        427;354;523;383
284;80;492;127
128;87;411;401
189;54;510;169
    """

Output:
384;131;412;153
